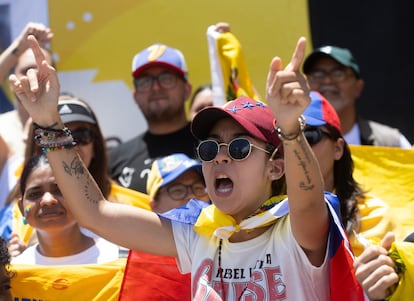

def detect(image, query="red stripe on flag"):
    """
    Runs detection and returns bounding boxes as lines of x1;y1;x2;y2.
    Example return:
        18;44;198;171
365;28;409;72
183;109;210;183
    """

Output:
118;250;191;300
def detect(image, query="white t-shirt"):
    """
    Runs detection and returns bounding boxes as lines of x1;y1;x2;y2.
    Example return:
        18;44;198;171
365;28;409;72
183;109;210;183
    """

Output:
172;215;330;301
11;238;119;265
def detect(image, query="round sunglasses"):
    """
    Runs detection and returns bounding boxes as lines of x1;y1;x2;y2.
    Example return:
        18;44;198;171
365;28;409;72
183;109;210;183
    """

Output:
304;127;332;145
197;137;270;162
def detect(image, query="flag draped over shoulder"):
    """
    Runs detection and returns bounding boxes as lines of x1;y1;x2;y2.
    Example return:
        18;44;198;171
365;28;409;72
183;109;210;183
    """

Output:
11;259;126;300
107;187;191;300
155;195;366;300
206;25;259;106
118;251;191;300
117;201;204;300
324;197;366;300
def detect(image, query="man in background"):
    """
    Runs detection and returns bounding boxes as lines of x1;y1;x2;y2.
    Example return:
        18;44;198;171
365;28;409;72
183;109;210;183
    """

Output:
303;45;411;148
109;43;199;193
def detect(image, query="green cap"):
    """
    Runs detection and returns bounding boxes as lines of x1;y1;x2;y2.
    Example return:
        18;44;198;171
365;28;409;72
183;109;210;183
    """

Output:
303;45;360;77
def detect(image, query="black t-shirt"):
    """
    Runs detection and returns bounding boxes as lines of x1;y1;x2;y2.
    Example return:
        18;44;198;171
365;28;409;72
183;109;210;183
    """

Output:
108;123;199;193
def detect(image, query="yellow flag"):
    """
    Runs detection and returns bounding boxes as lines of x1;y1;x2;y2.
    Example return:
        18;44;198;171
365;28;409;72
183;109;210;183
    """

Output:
351;145;414;241
11;259;125;300
206;25;260;106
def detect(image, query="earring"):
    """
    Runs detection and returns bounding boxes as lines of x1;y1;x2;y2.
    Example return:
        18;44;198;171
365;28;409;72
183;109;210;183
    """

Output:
22;216;27;225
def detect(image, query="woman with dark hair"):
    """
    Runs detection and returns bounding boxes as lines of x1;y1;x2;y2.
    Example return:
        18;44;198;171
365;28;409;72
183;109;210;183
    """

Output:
4;95;150;258
11;154;119;265
302;91;393;256
24;94;111;196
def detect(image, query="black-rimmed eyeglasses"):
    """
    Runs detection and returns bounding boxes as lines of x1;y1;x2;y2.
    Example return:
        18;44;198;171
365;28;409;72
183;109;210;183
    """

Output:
135;73;178;92
307;68;351;83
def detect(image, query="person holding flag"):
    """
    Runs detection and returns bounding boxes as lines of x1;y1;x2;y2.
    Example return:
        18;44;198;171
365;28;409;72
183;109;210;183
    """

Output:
206;22;260;106
354;232;414;300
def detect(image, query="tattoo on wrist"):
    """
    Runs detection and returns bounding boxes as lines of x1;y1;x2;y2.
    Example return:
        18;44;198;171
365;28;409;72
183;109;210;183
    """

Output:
293;149;314;190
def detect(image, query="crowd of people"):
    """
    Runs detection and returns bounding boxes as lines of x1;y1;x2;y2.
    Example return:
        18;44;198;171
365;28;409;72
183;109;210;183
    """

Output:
0;20;412;301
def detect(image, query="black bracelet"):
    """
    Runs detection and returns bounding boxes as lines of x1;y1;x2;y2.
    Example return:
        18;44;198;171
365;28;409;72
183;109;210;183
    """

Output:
33;121;60;131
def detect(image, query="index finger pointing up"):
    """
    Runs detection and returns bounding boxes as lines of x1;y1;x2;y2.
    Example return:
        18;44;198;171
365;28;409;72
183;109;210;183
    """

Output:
27;35;46;66
284;37;306;72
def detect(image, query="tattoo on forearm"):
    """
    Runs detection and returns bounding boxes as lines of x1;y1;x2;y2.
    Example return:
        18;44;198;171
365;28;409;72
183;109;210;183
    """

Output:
298;136;312;163
293;138;314;191
84;173;99;204
62;156;99;204
62;156;85;178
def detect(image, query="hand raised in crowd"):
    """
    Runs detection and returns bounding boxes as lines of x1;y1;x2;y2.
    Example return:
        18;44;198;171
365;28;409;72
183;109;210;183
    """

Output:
214;22;231;33
12;22;53;56
354;232;399;300
8;35;60;127
266;37;310;135
7;233;27;259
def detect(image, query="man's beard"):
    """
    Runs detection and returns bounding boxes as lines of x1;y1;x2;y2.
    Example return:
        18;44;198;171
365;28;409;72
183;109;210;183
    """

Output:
144;105;183;123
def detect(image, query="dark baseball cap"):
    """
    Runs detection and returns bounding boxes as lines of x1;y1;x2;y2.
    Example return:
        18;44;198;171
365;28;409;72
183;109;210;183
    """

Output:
303;46;360;77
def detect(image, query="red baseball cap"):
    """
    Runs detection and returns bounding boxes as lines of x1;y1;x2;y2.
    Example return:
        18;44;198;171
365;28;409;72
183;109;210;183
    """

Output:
191;96;281;148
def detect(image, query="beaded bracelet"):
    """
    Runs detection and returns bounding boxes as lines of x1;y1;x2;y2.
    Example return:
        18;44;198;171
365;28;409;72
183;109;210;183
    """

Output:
41;142;76;153
35;135;74;147
273;115;306;142
34;127;74;147
34;127;72;138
